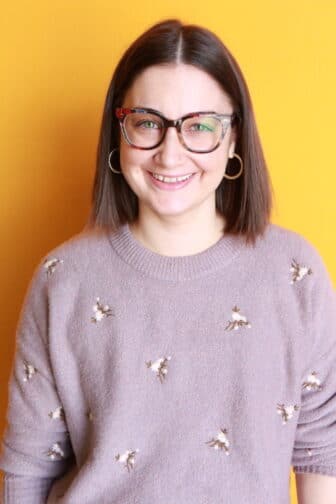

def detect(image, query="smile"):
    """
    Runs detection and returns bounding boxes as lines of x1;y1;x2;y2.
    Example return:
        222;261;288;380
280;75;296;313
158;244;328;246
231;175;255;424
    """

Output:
150;172;194;183
147;171;196;191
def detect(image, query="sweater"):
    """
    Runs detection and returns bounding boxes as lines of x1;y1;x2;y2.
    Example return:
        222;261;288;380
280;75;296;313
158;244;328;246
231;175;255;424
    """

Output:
0;221;336;504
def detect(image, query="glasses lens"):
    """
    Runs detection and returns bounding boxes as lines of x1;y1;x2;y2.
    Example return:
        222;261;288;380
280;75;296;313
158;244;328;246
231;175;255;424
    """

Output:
181;116;223;152
124;112;164;148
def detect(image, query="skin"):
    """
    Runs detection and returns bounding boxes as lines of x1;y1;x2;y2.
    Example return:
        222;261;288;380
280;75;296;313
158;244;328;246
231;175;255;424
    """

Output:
295;473;336;504
119;63;237;256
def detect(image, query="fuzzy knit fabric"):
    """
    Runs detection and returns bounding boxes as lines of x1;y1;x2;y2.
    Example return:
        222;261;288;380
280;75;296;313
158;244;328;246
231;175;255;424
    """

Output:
0;221;336;504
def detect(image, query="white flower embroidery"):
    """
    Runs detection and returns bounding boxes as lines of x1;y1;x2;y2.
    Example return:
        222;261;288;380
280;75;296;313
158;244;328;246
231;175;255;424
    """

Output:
43;257;64;276
290;259;313;284
302;371;323;391
115;449;139;472
48;406;65;421
206;428;230;455
145;356;171;383
306;448;313;457
23;360;37;382
91;297;113;323
225;306;251;331
47;442;65;460
276;403;299;424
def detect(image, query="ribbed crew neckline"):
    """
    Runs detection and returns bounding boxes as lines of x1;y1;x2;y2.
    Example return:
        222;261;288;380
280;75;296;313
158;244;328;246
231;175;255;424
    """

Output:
108;222;247;281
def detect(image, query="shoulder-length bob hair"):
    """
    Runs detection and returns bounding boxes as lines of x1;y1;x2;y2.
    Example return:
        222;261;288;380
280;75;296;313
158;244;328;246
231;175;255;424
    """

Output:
87;19;273;245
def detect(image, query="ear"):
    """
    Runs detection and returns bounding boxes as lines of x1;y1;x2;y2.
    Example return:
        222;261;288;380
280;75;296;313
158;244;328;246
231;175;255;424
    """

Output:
228;140;236;159
228;129;237;158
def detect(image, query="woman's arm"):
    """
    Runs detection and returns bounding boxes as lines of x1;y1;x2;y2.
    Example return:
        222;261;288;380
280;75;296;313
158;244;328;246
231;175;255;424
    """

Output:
291;244;336;497
0;257;74;497
2;472;55;503
295;473;336;504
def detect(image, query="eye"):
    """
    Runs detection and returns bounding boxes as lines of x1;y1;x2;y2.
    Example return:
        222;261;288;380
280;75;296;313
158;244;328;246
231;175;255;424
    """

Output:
136;120;161;129
190;123;215;132
183;117;218;134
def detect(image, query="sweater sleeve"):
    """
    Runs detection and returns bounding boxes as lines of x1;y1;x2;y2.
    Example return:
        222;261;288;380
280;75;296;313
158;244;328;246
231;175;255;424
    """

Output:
0;258;75;500
291;250;336;477
2;472;54;503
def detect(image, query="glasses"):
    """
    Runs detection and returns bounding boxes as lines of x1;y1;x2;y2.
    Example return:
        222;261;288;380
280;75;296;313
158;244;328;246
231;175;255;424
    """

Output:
115;107;239;154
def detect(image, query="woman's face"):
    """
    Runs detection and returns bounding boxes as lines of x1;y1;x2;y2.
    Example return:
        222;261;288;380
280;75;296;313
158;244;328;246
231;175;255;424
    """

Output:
119;63;236;224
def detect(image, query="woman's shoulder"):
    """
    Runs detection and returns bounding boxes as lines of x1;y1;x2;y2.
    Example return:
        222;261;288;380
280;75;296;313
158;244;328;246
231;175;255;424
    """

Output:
257;222;329;279
35;226;110;279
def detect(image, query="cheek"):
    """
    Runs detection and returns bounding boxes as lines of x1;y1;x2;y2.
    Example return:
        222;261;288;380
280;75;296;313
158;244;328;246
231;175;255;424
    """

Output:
201;150;229;177
119;147;153;189
120;146;145;173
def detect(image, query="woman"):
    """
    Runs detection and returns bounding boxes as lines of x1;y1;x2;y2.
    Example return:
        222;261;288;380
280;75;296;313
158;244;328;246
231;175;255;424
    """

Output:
1;19;335;504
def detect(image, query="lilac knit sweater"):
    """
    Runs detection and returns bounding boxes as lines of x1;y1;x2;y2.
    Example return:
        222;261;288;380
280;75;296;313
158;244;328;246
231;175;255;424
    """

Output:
1;222;336;503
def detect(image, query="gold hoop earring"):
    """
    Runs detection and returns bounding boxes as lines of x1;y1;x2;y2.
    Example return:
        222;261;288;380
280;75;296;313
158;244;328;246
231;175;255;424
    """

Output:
108;148;122;174
223;153;243;180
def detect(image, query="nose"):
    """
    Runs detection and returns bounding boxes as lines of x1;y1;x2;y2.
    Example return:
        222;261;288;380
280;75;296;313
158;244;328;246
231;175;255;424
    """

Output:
154;126;185;168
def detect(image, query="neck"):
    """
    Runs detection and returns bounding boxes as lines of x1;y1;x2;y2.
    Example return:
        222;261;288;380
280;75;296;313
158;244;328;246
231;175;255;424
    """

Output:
129;211;226;257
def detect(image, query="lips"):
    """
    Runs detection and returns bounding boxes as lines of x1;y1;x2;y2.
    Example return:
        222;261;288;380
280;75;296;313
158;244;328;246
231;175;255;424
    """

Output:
146;170;196;190
148;171;196;178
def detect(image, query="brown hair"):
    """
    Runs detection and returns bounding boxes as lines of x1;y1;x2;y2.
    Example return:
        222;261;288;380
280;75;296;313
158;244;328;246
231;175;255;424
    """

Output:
87;19;273;245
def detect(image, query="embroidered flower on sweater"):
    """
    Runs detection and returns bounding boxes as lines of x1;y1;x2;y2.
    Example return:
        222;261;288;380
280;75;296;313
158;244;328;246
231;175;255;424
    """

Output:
48;406;65;421
290;259;313;284
276;403;299;424
225;306;251;331
46;442;65;460
115;449;140;472
145;356;172;383
23;360;37;382
302;371;323;391
43;257;64;276
91;297;113;323
206;428;230;455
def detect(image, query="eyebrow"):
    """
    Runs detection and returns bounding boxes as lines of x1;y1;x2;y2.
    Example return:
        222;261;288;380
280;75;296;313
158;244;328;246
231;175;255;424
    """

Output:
130;106;220;117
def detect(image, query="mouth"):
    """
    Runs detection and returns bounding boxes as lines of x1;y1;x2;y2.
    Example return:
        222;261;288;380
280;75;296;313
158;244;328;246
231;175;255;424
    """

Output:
149;171;195;182
146;170;197;190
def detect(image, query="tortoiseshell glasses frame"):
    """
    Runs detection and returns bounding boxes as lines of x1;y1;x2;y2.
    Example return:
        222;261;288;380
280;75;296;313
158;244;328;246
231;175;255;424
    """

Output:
115;107;239;154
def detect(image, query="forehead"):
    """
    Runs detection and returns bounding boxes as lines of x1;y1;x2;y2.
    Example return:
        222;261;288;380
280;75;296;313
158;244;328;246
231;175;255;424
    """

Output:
122;63;234;116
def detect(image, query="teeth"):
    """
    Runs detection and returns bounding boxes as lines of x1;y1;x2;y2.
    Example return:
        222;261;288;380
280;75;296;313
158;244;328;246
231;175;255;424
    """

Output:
152;173;193;183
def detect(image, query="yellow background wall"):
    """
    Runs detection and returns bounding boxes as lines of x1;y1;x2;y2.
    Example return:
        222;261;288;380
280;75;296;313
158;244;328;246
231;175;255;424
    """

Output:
1;1;335;501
